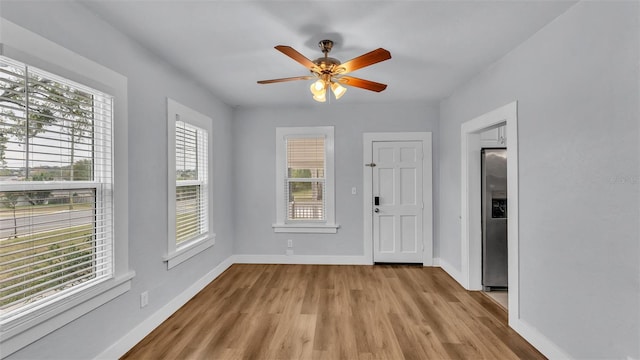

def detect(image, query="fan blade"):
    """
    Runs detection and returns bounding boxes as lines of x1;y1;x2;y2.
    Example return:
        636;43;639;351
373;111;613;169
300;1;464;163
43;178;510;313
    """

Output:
257;76;315;84
275;45;319;71
339;48;391;74
338;76;387;92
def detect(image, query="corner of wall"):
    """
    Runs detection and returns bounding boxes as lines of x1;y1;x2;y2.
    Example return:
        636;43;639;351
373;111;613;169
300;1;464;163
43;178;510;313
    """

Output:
434;257;464;287
510;319;571;360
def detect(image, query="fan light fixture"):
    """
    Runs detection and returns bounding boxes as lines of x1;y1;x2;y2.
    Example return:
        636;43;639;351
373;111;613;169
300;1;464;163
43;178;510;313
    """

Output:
309;78;347;102
257;39;391;102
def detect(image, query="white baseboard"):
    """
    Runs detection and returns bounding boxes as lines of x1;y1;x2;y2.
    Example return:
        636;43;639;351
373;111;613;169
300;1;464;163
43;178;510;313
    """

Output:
510;318;571;359
232;254;371;265
434;257;464;287
95;256;234;360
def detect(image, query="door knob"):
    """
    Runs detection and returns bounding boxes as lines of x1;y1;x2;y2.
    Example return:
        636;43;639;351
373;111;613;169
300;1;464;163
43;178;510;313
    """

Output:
374;208;380;213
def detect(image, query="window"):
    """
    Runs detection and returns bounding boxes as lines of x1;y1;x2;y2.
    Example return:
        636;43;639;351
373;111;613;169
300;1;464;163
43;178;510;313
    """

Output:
273;126;338;233
0;56;114;320
0;20;131;357
166;98;214;269
286;137;325;221
175;120;207;244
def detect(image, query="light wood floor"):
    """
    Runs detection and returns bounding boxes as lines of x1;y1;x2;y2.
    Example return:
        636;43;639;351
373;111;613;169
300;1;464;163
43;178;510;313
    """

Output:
122;264;545;360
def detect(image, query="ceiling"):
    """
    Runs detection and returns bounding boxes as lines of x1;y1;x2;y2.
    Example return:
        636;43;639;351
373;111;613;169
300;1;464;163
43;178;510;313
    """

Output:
80;1;576;108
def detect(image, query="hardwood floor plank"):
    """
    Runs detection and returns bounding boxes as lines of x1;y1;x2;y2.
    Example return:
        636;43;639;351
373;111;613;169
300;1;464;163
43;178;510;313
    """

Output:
312;293;337;351
384;270;428;321
238;314;279;360
446;305;519;359
121;264;546;360
300;266;320;315
267;314;316;359
414;323;455;359
442;342;477;360
416;292;464;344
195;311;244;359
388;312;430;360
349;289;376;353
477;315;546;360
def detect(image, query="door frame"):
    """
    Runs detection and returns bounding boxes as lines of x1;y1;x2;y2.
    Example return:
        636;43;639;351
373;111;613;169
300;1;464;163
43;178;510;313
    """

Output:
363;132;433;266
460;101;519;324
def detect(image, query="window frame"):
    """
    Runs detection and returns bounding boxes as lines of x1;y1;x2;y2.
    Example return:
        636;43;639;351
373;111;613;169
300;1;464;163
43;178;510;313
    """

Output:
273;126;338;233
0;19;132;357
165;98;214;269
0;55;115;313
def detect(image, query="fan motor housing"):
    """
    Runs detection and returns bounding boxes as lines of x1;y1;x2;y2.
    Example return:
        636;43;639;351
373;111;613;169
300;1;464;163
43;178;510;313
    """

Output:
314;57;341;70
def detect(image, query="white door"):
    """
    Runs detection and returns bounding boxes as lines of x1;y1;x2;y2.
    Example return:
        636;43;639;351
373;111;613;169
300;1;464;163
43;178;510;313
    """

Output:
372;141;423;263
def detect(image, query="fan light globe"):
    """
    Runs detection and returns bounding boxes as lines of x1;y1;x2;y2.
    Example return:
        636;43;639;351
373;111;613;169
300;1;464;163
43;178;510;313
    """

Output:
310;79;327;102
310;80;325;95
312;92;326;102
331;82;347;99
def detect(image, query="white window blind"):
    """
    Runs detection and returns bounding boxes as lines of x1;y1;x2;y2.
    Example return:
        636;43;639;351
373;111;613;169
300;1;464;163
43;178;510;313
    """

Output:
0;56;113;322
175;119;207;245
285;136;325;221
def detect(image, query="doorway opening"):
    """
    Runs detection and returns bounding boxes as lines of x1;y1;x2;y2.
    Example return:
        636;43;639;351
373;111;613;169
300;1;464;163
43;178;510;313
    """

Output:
481;147;508;310
460;101;519;324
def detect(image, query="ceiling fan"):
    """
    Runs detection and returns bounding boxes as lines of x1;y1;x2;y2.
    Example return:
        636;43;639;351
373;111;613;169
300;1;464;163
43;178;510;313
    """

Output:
257;39;391;102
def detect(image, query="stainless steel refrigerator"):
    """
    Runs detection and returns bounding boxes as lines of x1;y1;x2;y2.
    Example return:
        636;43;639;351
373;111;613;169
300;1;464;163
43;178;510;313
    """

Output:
481;149;508;290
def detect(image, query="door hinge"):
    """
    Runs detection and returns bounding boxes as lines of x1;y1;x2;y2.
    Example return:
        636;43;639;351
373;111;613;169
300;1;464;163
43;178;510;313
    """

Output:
365;163;376;167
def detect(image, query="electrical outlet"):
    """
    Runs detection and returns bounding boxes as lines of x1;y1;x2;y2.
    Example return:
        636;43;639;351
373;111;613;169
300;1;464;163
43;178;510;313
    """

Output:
351;187;357;195
287;239;293;248
140;291;149;308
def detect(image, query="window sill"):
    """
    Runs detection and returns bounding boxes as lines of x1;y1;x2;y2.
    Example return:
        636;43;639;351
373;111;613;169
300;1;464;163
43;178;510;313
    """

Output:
164;234;216;269
272;223;340;234
0;272;135;357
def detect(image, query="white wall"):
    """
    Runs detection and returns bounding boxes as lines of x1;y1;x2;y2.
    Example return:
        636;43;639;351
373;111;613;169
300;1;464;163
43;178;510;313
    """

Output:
233;102;438;260
1;2;235;359
438;2;639;358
